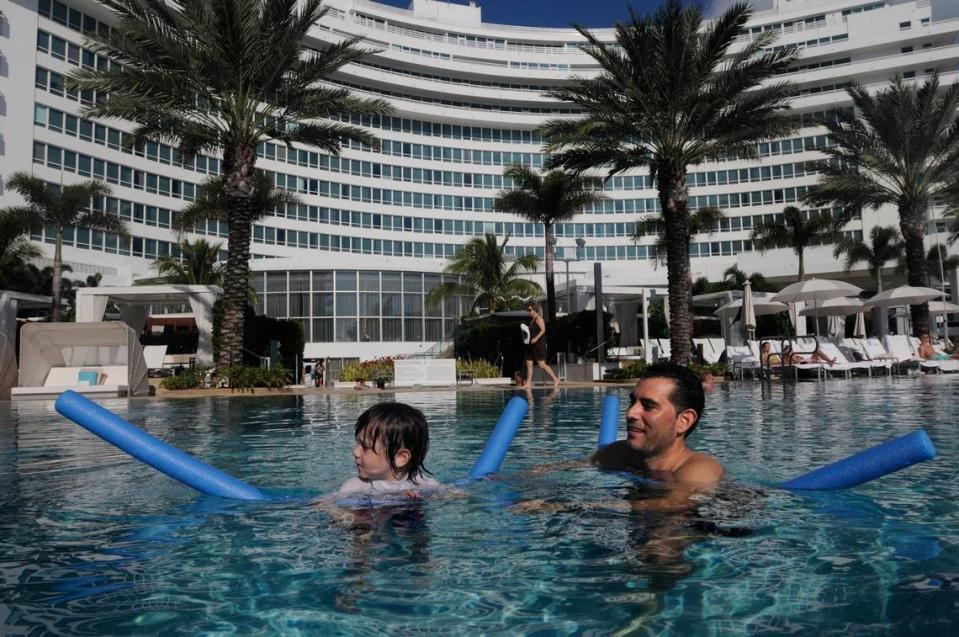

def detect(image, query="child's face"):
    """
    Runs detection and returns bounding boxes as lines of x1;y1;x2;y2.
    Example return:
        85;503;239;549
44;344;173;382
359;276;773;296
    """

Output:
353;430;409;482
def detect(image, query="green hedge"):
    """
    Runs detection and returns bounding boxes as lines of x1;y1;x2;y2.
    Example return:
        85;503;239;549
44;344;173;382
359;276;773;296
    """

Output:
212;301;305;373
159;364;291;391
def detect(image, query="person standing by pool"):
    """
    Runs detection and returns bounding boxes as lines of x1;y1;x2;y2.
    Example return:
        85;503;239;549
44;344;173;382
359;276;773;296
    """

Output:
524;302;560;389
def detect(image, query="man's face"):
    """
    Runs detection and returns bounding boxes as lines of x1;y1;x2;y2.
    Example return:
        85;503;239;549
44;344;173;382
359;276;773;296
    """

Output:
624;378;684;458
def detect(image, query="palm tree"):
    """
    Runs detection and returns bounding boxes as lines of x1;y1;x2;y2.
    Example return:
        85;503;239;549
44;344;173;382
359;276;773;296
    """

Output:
634;206;724;260
4;172;127;321
153;239;224;286
750;206;839;281
69;0;390;366
0;210;42;290
426;234;542;316
921;245;959;287
720;265;770;293
833;225;904;292
804;75;959;334
0;208;40;262
541;0;797;363
493;166;604;327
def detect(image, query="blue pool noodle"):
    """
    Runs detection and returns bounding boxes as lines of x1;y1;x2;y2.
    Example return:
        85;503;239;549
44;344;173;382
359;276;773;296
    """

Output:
780;430;936;491
598;395;620;448
55;390;268;501
468;396;528;480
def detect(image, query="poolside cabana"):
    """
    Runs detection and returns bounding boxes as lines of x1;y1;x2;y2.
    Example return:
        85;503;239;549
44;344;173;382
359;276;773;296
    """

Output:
75;285;221;365
0;290;53;340
12;322;149;400
0;332;16;400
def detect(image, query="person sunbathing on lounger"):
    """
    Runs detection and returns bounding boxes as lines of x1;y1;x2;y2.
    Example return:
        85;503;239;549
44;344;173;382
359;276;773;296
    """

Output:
761;341;835;366
917;332;951;361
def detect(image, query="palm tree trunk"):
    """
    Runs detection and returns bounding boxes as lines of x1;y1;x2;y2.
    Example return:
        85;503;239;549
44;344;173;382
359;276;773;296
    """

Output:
658;168;693;365
876;267;883;292
52;227;63;322
543;222;556;327
900;206;928;335
217;144;258;368
797;249;805;280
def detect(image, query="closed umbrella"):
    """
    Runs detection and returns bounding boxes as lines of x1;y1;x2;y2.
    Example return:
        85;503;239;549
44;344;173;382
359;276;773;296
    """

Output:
853;312;867;338
742;281;757;341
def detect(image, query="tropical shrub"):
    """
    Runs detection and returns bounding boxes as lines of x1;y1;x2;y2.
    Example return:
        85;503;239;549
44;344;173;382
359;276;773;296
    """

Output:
456;358;501;379
340;357;397;382
159;367;209;390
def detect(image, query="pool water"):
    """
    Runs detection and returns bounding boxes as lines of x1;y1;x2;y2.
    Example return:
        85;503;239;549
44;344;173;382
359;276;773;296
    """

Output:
1;378;957;635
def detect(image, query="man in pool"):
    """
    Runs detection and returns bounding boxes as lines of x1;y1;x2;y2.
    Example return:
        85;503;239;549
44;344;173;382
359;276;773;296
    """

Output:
514;362;723;513
591;362;723;485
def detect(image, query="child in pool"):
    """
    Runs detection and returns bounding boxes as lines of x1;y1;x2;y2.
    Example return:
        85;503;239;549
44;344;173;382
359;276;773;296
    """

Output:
335;401;442;497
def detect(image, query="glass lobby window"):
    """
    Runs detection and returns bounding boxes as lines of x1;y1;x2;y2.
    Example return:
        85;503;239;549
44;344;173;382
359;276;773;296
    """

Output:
383;319;403;341
313;292;334;316
313;319;334;342
423;275;442;317
405;318;423;342
336;270;357;291
403;272;422;293
359;271;379;292
335;318;357;342
359;318;380;342
313;271;333;291
266;293;287;318
336;291;357;317
425;319;443;341
266;272;287;293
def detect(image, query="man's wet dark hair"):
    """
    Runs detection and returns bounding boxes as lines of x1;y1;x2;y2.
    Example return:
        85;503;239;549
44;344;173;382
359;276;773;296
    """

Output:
638;362;705;437
355;402;432;482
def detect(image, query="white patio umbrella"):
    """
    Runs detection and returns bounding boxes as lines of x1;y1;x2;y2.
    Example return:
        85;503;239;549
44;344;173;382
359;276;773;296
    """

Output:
772;279;863;336
862;285;942;308
927;300;959;313
742;280;757;340
771;278;864;304
714;294;789;319
798;296;864;317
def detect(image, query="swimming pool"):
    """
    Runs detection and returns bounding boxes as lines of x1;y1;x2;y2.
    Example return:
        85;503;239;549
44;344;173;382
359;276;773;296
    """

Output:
1;378;957;635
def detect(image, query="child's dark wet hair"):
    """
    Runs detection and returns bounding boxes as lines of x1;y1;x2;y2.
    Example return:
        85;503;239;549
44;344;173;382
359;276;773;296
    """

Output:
355;402;432;482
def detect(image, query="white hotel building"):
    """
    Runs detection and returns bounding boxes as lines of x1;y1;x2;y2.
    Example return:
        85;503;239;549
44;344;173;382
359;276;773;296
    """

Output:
2;0;959;362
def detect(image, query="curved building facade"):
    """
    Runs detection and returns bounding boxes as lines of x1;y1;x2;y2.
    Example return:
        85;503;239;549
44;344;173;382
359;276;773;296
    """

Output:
3;0;959;360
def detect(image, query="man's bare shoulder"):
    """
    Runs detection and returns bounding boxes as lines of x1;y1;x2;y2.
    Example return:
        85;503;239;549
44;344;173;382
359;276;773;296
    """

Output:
589;441;638;470
673;451;724;485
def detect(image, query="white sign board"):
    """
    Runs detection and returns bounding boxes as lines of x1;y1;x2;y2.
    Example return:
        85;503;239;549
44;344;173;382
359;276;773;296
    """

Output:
393;358;456;386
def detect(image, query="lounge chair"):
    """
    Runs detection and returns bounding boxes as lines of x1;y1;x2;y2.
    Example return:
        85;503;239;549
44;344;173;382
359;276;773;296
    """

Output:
726;344;759;379
817;341;873;377
839;338;893;375
861;337;900;373
883;335;926;372
907;336;959;373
